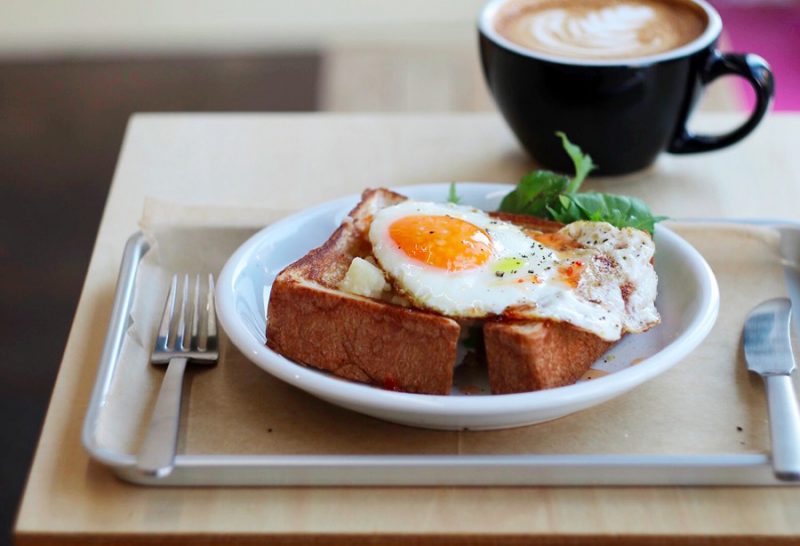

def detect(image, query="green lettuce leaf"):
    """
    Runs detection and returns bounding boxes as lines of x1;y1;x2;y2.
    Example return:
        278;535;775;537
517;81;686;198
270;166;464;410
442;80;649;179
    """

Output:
499;133;665;234
448;182;460;204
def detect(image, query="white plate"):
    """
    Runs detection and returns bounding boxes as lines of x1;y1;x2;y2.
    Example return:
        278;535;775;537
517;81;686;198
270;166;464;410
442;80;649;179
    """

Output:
216;183;719;430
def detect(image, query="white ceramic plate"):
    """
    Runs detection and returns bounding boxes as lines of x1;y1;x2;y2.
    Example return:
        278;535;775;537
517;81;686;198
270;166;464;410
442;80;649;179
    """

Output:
216;183;719;430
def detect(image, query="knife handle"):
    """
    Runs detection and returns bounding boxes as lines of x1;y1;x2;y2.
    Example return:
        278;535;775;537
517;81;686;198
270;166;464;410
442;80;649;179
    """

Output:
765;374;800;481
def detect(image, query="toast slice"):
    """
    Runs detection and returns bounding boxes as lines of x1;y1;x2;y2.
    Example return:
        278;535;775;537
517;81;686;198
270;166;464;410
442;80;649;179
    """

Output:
266;189;461;395
266;188;617;395
484;320;614;394
477;212;615;394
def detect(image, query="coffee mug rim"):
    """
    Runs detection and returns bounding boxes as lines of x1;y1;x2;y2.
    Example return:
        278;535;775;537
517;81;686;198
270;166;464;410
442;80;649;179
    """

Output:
478;0;723;67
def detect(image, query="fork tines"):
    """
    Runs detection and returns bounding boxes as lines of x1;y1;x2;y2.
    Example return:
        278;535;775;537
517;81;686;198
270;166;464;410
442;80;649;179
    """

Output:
153;273;218;364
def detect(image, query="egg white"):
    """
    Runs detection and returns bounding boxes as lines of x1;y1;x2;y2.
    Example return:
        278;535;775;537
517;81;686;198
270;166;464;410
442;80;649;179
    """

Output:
368;201;659;341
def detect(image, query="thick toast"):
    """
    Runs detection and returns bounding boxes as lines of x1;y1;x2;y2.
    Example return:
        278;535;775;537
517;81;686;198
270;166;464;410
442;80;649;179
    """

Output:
484;320;613;394
266;188;616;395
267;189;460;394
481;212;614;393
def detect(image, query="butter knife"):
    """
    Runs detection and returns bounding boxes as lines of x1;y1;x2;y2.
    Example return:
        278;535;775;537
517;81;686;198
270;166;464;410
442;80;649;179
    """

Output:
744;297;800;480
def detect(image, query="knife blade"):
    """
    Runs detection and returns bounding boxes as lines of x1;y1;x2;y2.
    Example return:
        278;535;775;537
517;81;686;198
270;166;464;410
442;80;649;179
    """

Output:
744;297;800;481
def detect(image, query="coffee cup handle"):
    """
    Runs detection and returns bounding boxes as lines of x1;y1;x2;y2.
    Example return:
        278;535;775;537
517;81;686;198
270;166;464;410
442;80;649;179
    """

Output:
668;51;774;154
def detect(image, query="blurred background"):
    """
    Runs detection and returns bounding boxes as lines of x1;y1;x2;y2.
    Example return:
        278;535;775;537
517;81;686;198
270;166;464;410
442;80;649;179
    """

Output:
1;0;798;543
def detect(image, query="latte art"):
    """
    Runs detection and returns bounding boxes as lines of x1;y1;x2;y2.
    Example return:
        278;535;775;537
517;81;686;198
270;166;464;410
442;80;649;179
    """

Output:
495;0;706;60
530;5;664;58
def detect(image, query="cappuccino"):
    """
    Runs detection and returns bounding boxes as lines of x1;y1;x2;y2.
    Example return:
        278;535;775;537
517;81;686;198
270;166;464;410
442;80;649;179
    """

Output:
494;0;707;60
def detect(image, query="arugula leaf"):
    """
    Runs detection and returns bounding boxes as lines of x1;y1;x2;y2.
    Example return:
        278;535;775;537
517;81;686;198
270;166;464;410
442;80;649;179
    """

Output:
448;182;460;204
498;170;569;217
499;132;665;234
556;131;595;194
558;193;668;234
461;325;483;350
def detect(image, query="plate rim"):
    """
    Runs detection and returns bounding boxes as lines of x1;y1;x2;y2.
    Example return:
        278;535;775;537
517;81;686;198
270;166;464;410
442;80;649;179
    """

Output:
216;182;720;418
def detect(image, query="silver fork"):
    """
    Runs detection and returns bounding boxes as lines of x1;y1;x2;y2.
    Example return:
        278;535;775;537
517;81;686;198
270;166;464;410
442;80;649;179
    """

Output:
137;273;218;478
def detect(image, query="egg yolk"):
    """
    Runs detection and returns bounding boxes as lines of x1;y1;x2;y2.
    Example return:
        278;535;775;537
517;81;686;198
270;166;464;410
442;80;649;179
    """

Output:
388;215;492;271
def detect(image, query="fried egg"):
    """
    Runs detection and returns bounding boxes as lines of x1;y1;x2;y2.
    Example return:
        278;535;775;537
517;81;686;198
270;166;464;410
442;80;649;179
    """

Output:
368;200;659;341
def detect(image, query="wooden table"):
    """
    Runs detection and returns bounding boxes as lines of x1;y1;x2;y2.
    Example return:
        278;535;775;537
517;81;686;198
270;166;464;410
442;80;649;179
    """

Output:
15;113;800;545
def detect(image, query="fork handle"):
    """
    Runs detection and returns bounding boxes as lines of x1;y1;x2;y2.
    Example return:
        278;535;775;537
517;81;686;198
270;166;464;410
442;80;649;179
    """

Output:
765;374;800;481
137;357;188;478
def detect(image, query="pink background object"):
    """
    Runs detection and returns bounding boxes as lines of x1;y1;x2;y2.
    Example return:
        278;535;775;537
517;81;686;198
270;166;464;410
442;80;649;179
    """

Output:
711;0;800;111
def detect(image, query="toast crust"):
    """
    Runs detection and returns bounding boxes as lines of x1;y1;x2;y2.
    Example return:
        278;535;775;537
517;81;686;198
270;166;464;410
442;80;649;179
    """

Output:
484;320;615;394
268;280;459;394
488;211;563;233
284;188;408;289
266;188;619;395
267;188;460;394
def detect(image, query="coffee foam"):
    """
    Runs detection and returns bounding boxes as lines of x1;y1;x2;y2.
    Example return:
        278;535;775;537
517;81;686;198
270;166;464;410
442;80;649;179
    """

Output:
495;0;707;60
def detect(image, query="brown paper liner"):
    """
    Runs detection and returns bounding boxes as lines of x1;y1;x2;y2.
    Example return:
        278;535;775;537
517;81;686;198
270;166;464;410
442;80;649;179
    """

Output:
95;202;790;458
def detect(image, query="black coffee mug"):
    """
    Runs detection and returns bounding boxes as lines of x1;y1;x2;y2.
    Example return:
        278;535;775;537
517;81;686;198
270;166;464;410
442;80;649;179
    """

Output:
479;0;775;175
